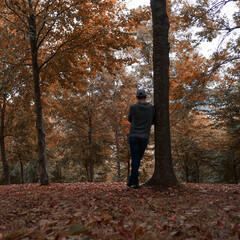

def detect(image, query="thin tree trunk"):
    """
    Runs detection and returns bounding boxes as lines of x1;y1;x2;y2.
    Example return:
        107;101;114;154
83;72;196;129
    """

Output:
28;3;50;186
85;159;90;182
234;166;238;184
88;114;94;182
113;98;121;182
127;157;130;181
195;160;200;183
83;148;90;181
115;128;121;182
127;140;131;181
20;161;24;184
186;167;189;183
185;152;189;183
146;0;177;187
0;97;10;185
233;156;238;184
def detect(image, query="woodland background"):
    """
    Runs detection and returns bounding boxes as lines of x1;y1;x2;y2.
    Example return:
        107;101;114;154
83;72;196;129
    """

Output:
0;0;239;185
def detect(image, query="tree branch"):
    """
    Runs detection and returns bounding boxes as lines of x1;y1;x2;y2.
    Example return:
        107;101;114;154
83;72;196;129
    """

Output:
36;0;81;50
4;0;29;30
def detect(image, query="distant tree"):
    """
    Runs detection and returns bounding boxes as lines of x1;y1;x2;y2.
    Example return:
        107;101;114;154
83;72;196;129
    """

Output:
0;0;138;185
176;0;239;73
7;105;37;184
0;94;9;185
100;69;137;181
207;72;240;184
0;63;25;185
47;78;113;182
172;110;221;183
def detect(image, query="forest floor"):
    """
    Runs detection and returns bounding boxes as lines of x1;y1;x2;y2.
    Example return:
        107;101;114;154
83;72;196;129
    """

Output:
0;183;239;240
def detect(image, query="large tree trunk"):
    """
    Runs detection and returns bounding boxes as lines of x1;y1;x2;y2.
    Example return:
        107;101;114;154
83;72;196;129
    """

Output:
0;97;10;185
28;5;50;186
146;0;177;187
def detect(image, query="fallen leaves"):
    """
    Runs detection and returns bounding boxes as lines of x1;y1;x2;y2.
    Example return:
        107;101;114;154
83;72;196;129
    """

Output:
0;183;239;239
68;225;90;236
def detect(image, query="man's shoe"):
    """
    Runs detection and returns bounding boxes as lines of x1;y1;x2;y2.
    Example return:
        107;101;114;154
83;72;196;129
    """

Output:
130;184;139;189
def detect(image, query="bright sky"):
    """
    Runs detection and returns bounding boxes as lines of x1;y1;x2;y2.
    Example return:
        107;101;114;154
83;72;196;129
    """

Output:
126;0;237;58
126;0;150;8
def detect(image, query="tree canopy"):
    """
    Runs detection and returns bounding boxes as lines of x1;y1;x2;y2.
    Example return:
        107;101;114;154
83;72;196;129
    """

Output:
0;0;239;185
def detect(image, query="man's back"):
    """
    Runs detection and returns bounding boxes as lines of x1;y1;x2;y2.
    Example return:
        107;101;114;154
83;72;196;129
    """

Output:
128;102;155;139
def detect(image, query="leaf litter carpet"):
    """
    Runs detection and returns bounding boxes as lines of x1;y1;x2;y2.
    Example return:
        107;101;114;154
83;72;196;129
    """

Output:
0;182;239;239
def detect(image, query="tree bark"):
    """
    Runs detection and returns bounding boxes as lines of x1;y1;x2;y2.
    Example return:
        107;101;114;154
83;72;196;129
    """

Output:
85;159;90;182
185;152;189;183
127;157;130;181
146;0;178;187
88;113;94;182
0;97;10;185
113;96;121;182
115;127;121;182
20;161;24;184
233;155;238;184
195;160;200;183
28;3;50;186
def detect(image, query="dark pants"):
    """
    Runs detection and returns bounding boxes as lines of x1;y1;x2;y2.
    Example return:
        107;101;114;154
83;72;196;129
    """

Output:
128;137;149;186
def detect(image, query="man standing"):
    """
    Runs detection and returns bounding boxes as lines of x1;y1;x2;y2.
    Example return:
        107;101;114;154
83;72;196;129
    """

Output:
127;89;155;189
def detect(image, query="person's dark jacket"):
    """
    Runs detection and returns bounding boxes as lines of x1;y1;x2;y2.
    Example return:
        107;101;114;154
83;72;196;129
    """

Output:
128;102;155;139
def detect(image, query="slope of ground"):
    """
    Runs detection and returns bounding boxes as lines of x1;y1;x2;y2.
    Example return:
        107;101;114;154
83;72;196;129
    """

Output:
0;183;239;239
